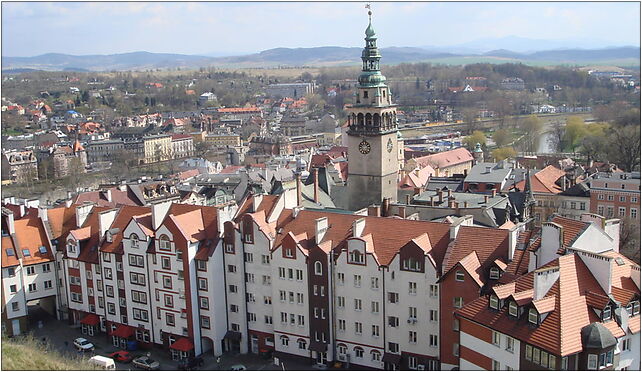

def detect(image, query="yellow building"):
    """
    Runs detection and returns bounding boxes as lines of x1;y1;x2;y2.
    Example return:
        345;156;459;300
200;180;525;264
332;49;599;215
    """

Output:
204;133;241;147
143;134;172;163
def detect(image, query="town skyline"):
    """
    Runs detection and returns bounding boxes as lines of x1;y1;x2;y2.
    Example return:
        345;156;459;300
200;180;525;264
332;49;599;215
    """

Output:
2;1;640;57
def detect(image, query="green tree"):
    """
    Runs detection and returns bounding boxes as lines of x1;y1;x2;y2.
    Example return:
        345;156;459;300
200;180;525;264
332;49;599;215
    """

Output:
519;115;542;153
607;125;641;172
492;147;517;161
463;130;486;150
492;129;511;147
563;116;586;152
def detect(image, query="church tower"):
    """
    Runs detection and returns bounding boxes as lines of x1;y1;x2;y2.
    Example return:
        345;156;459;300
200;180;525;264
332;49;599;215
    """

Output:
346;9;399;211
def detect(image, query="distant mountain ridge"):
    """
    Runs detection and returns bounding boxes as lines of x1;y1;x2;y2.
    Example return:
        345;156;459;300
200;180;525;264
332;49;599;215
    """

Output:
2;46;639;72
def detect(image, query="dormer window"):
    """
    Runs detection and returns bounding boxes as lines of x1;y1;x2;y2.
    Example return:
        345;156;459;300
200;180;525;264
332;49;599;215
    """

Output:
632;301;640;316
285;247;294;258
363;91;368;99
528;308;539;325
489;267;500;280
130;233;139;248
489;295;499;310
159;235;171;251
106;231;113;243
508;301;518;317
314;261;323;276
402;257;421;272
602;306;611;321
455;270;465;282
67;240;76;253
349;250;364;264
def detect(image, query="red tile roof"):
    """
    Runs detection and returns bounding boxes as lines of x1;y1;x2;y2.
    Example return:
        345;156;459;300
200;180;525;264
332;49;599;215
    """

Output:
457;253;637;356
443;226;509;276
1;236;18;268
12;213;54;266
413;147;473;170
74;187;142;208
100;206;151;254
515;165;566;194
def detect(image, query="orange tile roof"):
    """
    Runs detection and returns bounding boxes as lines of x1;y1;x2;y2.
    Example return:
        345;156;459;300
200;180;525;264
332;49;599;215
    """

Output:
413;147;473;170
457;254;623;356
549;215;590;248
628;315;640;334
458;251;484;287
217;107;261;113
515;165;565;194
443;225;509;275
100;206;151;254
74;187;141;208
46;205;77;240
75;206;111;263
13;214;54;266
610;286;637;305
1;236;18;268
533;295;556;313
271;209;452;268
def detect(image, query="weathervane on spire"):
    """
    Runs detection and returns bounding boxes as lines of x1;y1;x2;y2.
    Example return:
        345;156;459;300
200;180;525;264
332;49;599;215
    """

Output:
365;3;372;20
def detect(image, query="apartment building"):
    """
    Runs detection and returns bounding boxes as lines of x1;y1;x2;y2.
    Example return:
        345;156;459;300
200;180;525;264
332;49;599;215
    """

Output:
456;250;640;371
590;172;640;221
1;207;59;336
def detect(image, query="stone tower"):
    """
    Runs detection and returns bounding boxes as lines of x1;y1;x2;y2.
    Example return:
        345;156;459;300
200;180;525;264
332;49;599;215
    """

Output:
345;10;398;211
473;142;484;164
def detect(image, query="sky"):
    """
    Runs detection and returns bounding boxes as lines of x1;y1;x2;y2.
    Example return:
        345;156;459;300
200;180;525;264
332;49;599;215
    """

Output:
2;1;640;57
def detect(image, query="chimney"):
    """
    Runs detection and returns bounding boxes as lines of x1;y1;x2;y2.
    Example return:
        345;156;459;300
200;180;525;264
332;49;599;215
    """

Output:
295;173;302;206
448;198;456;209
251;194;264;213
449;215;473;240
463;201;469;208
313;168;319;203
398;206;406;219
438;190;444;203
429;195;435;206
533;267;560;300
447;189;453;198
508;225;519;261
151;200;172;230
5;210;15;235
38;206;48;222
18;205;25;218
98;209;118;239
491;189;496;198
382;198;391;217
561;177;567;192
315;217;329;244
75;203;94;229
367;206;381;217
413;187;421;196
65;199;73;208
353;218;366;238
118;184;127;192
103;189;112;203
292;206;303;219
486;166;492;174
405;194;411;205
484;195;489;204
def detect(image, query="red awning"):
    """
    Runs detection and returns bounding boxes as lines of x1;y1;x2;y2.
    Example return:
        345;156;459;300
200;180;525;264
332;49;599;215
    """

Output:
80;314;100;326
170;337;194;351
112;324;134;338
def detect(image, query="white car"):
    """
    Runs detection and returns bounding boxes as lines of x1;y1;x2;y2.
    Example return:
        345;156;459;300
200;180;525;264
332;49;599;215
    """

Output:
73;337;95;351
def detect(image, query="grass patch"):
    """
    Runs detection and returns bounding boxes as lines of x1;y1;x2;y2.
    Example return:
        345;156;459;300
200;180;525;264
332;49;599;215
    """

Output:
1;334;98;370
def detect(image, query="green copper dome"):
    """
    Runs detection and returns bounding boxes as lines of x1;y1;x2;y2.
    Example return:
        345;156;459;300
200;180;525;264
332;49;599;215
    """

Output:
365;21;376;39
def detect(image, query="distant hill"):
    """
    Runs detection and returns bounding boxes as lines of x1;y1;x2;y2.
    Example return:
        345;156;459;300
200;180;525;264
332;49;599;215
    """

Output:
2;46;639;72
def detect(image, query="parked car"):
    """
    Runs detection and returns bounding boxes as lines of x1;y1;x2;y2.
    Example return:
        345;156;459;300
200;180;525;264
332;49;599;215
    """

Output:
230;365;246;371
108;350;133;363
73;337;95;352
178;356;204;370
132;356;160;370
88;356;116;370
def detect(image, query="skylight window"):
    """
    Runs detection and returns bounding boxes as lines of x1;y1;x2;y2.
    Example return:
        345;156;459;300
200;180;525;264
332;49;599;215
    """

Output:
22;249;31;257
39;246;48;254
6;249;14;256
615;257;625;266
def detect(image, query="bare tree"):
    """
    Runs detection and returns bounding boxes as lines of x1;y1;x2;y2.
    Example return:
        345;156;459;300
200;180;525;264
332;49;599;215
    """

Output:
548;121;566;152
607;125;641;172
619;217;641;264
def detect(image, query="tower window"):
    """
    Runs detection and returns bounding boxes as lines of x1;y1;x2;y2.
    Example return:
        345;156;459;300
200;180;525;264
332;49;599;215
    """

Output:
363;91;368;98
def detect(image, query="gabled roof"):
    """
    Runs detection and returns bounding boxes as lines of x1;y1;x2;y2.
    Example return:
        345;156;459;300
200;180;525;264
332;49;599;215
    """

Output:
457;253;636;356
271;209;452;268
412;147;474;170
515;165;566;194
443;225;509;276
100;206;151;254
549;215;591;248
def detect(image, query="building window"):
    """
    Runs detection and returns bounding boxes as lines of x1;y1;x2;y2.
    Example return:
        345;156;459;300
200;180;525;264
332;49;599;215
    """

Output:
490;295;499;309
198;278;207;290
429;334;438;347
244;252;253;263
265;316;273;325
371;277;379;289
603;306;611;321
166;313;175;326
338;319;346;331
453;343;459;357
337;272;345;285
506;336;514;352
455;270;465;282
619;207;627;217
388;316;399;327
314;261;322;275
429;284;438;297
354;274;361;287
372;301;380;313
280;336;289;347
349;250;365;264
430;309;438;322
337;296;345;308
490;267;500;279
632;208;638;219
200;315;210;329
371;350;381;362
492;331;501;346
159;235;171;250
354;322;362;334
528;308;538;324
388;342;399;353
388;292;399;304
492;360;501;370
409;331;417;344
354;346;364;358
297;339;306;350
587;354;597;370
197;260;207;271
454;297;464;308
525;344;533;361
161;256;171;270
453;318;459;331
372;325;380;337
402;257;421;271
508;301;518;316
408;281;417;295
354;298;362;311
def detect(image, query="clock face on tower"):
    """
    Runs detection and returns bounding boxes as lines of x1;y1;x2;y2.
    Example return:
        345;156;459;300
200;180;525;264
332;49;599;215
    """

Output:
359;140;371;154
387;138;393;153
